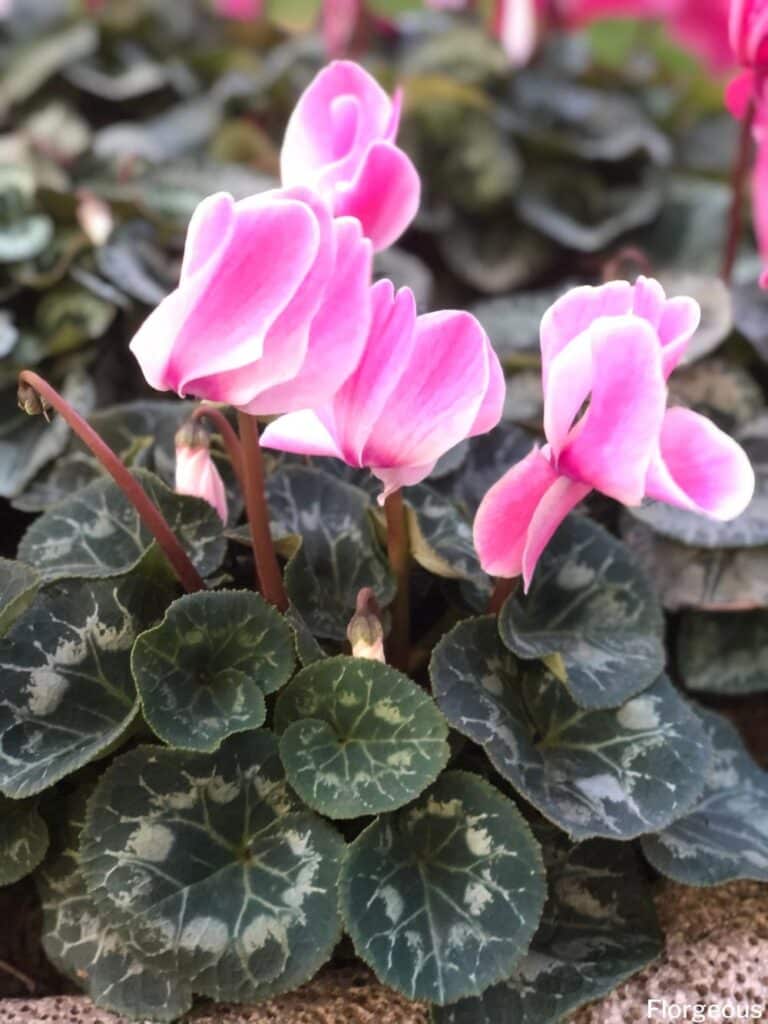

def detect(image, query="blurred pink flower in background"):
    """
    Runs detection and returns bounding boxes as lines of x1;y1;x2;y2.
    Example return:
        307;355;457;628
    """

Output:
493;0;539;68
213;0;263;18
474;278;755;588
261;279;505;499
323;0;361;55
281;61;420;251
175;428;229;523
130;187;373;415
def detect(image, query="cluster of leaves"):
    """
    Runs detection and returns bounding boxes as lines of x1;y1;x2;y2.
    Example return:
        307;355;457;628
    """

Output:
0;1;767;1023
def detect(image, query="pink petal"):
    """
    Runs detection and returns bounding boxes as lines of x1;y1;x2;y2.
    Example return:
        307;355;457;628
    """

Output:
374;462;438;503
540;280;633;383
522;476;591;591
260;410;344;460
542;327;594;459
333;141;421;251
726;70;756;119
657;295;701;377
330;279;418;465
179;192;235;281
754;133;768;289
240;216;373;415
631;275;666;328
213;0;263;20
175;446;228;524
473;447;558;579
363;311;494;471
494;0;538;69
469;336;506;438
645;407;756;521
557;316;667;505
322;0;361;57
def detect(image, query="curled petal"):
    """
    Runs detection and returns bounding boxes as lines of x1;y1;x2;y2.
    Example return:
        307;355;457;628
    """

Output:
522;476;591;592
469;336;507;438
374;462;438;503
557;317;666;505
334;141;421;251
473;447;557;579
645;407;755;521
543;327;593;458
657;295;701;378
260;410;343;460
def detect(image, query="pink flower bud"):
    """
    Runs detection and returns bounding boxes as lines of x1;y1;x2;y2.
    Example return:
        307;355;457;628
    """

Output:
280;61;420;252
175;426;228;524
261;279;505;500
474;278;755;590
129;186;372;416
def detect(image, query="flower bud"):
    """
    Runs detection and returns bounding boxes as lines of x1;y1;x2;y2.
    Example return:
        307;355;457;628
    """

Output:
174;424;228;524
346;588;385;662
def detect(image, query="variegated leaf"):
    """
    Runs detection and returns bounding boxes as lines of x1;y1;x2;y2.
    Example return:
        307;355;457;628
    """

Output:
0;557;39;636
431;617;710;840
0;794;48;885
275;657;449;818
677;611;768;695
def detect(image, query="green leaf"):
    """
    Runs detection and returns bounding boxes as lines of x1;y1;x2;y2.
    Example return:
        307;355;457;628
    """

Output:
0;565;173;799
36;285;117;355
0;795;48;885
0;213;54;264
340;770;545;1005
433;824;662;1024
637;176;730;274
498;516;665;709
0;22;98;115
677;611;768;696
18;468;225;583
430;617;710;840
0;558;39;636
274;656;449;818
641;709;768;885
404;484;489;590
37;788;193;1021
268;466;394;642
438;215;557;294
132;590;295;752
80;732;345;1003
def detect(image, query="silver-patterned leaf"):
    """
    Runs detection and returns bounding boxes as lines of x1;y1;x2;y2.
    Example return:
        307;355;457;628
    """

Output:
37;788;193;1021
274;656;449;818
641;709;768;884
132;590;295;752
499;516;665;709
677;611;768;696
405;484;489;590
433;824;662;1024
439;423;534;516
0;566;173;798
80;731;345;1003
0;795;48;885
18;468;225;582
0;557;39;636
430;617;710;840
340;770;545;1005
267;466;394;642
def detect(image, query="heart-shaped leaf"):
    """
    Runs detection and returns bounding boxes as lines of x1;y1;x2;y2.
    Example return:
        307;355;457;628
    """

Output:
404;484;489;590
80;731;345;1003
641;709;768;885
340;770;545;1005
18;468;225;583
267;466;394;642
38;788;193;1021
499;516;665;709
132;590;295;752
0;557;39;636
432;824;662;1024
431;617;710;840
677;610;768;696
274;656;449;818
0;563;174;798
0;794;48;885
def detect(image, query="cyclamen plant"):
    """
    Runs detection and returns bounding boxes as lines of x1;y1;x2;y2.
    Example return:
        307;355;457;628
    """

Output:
3;51;767;1024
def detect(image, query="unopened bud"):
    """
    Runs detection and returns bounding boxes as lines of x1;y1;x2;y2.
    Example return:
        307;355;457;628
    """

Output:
17;381;51;420
76;191;114;247
175;424;228;523
174;420;211;451
347;588;385;662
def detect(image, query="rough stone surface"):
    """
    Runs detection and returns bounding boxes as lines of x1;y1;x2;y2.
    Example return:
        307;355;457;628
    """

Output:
0;881;766;1024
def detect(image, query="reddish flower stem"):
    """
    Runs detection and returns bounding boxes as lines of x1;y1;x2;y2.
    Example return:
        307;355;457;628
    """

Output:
189;405;246;493
722;97;756;285
487;576;518;615
17;370;205;594
236;411;288;610
384;489;410;671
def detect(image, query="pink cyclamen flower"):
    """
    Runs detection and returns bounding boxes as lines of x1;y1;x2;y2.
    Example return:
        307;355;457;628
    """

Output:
730;0;768;67
474;277;755;589
280;61;420;252
260;279;505;499
130;187;372;415
175;426;228;524
493;0;538;68
213;0;263;18
322;0;361;56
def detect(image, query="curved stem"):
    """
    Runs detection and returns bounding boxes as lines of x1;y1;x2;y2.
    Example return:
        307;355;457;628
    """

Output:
17;371;205;593
189;405;246;493
236;411;288;610
722;97;756;285
487;576;518;616
384;489;410;671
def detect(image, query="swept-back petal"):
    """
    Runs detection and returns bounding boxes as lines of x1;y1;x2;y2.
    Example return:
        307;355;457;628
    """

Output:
645;407;755;520
543;327;594;458
557;316;666;505
260;409;344;460
473;446;557;579
522;476;591;591
334;141;420;251
469;335;506;438
657;295;701;377
540;280;633;382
